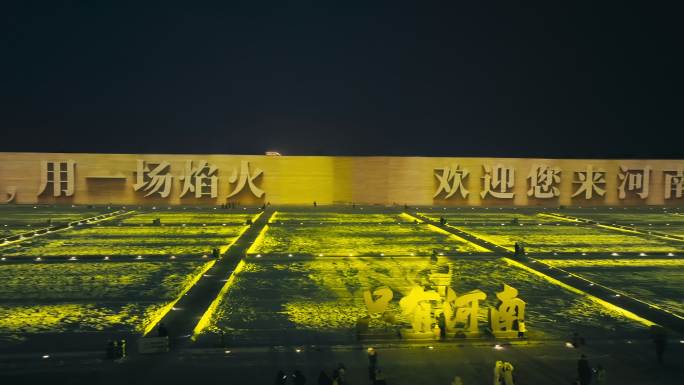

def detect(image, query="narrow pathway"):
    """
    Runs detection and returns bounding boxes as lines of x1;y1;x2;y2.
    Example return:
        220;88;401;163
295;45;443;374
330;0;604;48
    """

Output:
406;212;512;254
0;209;133;248
150;208;275;345
408;211;684;334
543;212;684;242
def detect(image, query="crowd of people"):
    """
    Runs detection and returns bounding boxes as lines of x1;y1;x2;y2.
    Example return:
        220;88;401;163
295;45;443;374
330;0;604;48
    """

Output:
274;363;351;385
105;338;127;360
268;342;678;385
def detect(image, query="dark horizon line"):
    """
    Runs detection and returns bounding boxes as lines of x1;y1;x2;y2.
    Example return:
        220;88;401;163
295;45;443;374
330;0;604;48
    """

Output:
0;149;682;160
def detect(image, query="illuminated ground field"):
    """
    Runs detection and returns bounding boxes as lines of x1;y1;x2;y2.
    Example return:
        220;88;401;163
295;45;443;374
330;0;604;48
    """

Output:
1;228;38;237
1;205;683;352
1;225;245;257
420;210;558;223
254;212;487;255
203;256;645;345
120;209;255;225
550;210;680;224
453;223;681;253
0;261;211;339
254;224;486;256
0;205;113;238
650;225;684;237
541;258;684;318
272;212;407;224
1;210;254;258
0;205;111;226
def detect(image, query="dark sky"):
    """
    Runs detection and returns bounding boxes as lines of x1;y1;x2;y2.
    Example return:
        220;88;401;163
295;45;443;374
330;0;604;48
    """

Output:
1;2;682;158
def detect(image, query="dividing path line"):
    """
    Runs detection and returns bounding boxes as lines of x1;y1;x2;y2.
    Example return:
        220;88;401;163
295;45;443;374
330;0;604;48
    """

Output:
0;210;134;248
406;212;511;254
148;208;274;346
407;211;684;333
542;212;684;242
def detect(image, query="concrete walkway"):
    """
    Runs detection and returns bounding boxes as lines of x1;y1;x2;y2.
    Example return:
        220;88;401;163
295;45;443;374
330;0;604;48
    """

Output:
150;208;274;346
2;337;682;385
543;212;684;242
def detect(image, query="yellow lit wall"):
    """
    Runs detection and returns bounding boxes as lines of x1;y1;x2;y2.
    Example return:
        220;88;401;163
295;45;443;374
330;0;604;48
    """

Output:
0;152;682;206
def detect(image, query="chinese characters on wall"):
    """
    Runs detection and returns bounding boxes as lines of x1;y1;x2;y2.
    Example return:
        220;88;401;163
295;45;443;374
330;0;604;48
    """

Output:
0;154;682;204
34;159;265;199
434;164;684;200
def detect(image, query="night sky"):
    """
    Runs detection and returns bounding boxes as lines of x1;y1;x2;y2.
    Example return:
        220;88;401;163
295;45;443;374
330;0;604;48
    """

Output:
1;2;682;158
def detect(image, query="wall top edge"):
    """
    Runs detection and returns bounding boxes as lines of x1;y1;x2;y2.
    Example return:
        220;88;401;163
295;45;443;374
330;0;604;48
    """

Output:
1;152;682;162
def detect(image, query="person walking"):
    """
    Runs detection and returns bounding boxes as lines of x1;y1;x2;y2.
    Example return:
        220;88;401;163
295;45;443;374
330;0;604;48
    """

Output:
493;361;503;385
368;347;378;382
513;318;526;338
577;354;592;385
368;347;378;367
275;370;287;385
501;362;514;385
292;369;306;385
594;364;606;384
652;326;667;364
337;363;346;384
118;339;127;359
332;364;346;385
438;312;447;340
317;370;332;385
105;340;115;359
373;368;387;385
157;322;169;337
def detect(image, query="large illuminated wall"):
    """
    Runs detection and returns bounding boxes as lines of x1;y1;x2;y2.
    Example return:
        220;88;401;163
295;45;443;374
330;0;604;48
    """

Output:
0;152;682;206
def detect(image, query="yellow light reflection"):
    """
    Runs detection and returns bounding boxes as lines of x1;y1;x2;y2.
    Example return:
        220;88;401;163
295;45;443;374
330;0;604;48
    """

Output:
192;259;246;339
142;260;216;336
502;257;656;327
